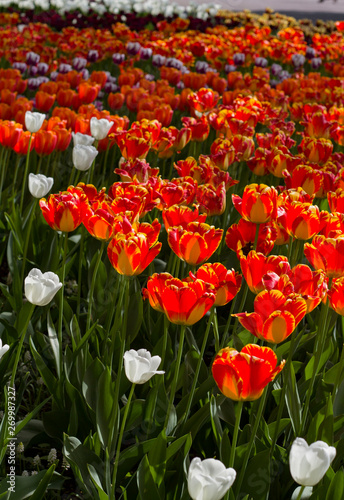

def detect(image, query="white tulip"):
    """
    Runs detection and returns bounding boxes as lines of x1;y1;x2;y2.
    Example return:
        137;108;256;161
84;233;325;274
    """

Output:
187;457;236;500
72;132;95;147
72;145;98;171
28;173;54;198
289;438;336;487
123;349;164;384
90;117;113;140
24;268;62;307
25;111;45;133
0;339;9;360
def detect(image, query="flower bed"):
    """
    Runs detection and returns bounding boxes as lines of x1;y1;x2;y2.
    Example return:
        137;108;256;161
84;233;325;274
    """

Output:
0;6;344;499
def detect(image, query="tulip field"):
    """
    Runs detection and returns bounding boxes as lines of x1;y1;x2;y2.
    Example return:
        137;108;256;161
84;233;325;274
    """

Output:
1;4;344;499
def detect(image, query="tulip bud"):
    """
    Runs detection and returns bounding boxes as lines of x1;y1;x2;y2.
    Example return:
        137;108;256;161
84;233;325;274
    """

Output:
72;132;95;147
72;145;98;171
24;268;62;307
0;339;10;360
90;117;113;140
289;438;336;487
187;457;236;500
123;349;164;384
28;173;54;198
25;111;45;133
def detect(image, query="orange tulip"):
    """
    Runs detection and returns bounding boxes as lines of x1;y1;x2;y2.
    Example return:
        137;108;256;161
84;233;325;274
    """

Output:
192;263;242;307
168;222;223;266
143;273;216;325
162;205;207;230
212;344;285;401
304;235;344;279
39;187;89;232
232;183;278;224
234;289;307;344
225;219;277;256
34;130;57;156
328;277;344;315
107;220;162;276
239;251;290;294
35;90;56;112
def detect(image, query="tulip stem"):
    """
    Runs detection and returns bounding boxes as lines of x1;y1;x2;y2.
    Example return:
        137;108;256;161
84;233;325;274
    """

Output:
301;298;330;433
76;227;85;319
161;315;169;367
111;382;135;499
112;277;130;445
296;485;305;500
21;199;38;283
235;388;268;497
229;400;244;468
11;303;35;387
164;324;186;430
181;309;214;428
12;155;21;209
221;293;239;349
0;147;8;205
270;327;299;459
20;133;33;215
58;233;68;379
86;240;106;332
253;223;260;251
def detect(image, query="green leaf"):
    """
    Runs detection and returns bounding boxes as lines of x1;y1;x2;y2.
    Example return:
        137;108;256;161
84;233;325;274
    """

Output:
325;470;344;500
137;455;162;500
239;449;271;499
82;357;105;412
166;435;189;462
47;311;60;376
4;212;23;252
63;434;104;498
15;396;51;436
88;464;109;500
29;338;58;400
29;464;56;500
210;394;223;447
126;277;143;342
285;362;302;436
0;470;64;498
220;428;231;466
96;367;116;450
147;430;167;487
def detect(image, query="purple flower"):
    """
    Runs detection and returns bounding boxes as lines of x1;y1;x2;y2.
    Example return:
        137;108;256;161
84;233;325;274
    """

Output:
195;61;209;74
12;62;27;73
87;50;99;63
145;74;155;81
126;42;141;56
37;63;49;76
255;57;268;68
166;58;183;70
26;52;40;66
270;63;283;77
81;69;89;80
50;71;58;81
291;54;306;68
279;70;291;81
103;82;119;93
27;78;41;91
140;47;153;60
152;54;166;67
306;47;317;59
176;81;185;90
224;64;237;73
233;53;245;65
72;57;87;71
59;63;72;74
112;53;125;65
28;66;38;77
311;57;322;70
